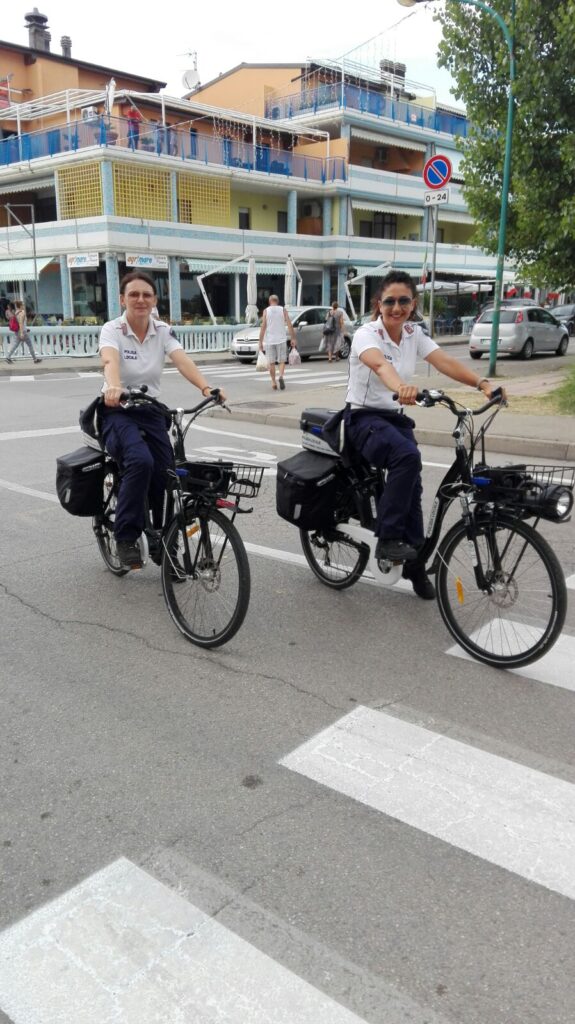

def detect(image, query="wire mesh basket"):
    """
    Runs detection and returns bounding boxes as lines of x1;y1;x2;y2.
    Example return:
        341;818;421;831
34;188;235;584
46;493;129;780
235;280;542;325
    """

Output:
227;462;266;497
522;465;575;490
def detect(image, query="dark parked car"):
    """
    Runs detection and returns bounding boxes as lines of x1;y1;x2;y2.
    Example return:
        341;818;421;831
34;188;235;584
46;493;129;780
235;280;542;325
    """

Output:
550;303;575;336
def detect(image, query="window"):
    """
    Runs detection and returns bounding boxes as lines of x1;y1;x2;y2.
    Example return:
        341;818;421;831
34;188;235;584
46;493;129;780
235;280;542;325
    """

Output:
359;220;373;238
239;207;251;230
277;210;288;233
373;213;397;239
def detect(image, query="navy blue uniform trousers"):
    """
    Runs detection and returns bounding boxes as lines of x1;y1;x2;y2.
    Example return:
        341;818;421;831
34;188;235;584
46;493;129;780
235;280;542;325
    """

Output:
344;408;424;547
101;405;174;542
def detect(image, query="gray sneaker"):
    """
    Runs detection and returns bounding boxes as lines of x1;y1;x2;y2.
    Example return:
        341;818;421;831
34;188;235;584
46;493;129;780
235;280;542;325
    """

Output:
116;540;143;569
278;376;285;390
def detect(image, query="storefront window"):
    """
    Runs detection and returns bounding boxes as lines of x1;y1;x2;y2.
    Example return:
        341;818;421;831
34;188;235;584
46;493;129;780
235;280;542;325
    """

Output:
71;268;108;322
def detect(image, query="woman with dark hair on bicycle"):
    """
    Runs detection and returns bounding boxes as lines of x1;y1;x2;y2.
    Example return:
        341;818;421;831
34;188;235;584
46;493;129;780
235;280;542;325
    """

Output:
345;270;498;600
99;271;226;570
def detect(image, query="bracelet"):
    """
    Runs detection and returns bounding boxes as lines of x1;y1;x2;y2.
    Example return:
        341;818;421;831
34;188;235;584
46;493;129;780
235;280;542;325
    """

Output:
201;385;211;396
476;378;489;391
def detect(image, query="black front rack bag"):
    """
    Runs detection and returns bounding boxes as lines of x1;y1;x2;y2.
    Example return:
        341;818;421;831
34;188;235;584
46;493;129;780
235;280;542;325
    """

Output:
56;446;106;516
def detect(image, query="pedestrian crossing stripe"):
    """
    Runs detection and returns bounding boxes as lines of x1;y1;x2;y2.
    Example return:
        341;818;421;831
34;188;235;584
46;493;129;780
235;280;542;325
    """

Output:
280;707;575;902
447;631;575;691
0;858;368;1024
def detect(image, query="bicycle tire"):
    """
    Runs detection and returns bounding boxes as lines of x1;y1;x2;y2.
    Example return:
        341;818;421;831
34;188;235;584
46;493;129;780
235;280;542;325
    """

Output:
93;471;129;577
300;526;369;590
436;515;566;669
161;506;251;648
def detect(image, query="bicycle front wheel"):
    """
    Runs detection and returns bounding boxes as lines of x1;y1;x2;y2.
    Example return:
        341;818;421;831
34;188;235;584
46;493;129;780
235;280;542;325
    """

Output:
93;471;129;577
161;507;251;648
300;526;368;590
436;516;566;669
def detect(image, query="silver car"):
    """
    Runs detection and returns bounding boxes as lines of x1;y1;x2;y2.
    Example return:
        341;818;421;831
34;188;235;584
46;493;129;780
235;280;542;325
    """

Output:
230;305;353;364
469;305;570;360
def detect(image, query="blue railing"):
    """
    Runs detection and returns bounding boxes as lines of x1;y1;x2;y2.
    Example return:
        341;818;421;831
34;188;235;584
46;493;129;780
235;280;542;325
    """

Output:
0;115;347;182
266;83;469;138
0;323;239;359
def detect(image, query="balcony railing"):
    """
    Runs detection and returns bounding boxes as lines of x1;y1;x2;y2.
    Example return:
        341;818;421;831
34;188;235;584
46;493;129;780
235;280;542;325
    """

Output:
0;323;237;359
266;83;468;139
0;115;347;182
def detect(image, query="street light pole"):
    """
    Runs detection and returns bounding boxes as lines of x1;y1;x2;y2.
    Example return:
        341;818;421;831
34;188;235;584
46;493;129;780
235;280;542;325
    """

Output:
397;0;516;377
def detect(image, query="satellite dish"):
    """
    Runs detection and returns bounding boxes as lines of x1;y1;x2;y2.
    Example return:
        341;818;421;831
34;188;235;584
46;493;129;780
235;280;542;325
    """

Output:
182;69;200;91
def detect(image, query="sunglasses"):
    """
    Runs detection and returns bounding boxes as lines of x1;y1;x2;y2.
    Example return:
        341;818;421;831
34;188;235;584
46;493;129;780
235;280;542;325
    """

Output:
380;296;413;308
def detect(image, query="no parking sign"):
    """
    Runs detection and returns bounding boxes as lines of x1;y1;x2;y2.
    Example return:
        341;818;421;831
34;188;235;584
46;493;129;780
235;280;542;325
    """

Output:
423;154;453;190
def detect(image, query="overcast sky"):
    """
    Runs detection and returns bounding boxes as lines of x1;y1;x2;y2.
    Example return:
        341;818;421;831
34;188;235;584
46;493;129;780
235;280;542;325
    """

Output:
1;2;460;108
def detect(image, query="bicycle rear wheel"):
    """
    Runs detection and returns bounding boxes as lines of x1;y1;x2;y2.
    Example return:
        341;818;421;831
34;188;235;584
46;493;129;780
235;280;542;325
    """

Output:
436;516;566;668
300;526;368;590
161;507;250;648
93;470;129;576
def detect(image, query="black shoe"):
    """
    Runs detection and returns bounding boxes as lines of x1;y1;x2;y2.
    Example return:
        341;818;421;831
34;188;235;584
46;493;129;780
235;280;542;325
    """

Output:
33;358;42;364
116;540;143;569
6;358;13;364
278;376;285;390
402;562;436;600
375;538;418;562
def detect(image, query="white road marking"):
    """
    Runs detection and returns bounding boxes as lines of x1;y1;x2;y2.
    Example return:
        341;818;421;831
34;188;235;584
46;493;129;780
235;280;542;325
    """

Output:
9;375;35;382
0;858;368;1024
0;478;58;503
281;707;575;901
0;425;79;442
566;573;575;590
447;632;575;692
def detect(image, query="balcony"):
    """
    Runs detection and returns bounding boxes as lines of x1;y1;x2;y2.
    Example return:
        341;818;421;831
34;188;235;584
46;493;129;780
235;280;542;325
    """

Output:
266;83;469;139
348;165;468;213
0;115;347;183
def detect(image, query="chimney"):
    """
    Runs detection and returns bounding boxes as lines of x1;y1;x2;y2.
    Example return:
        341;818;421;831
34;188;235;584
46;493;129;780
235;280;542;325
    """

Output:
25;8;51;51
61;35;72;58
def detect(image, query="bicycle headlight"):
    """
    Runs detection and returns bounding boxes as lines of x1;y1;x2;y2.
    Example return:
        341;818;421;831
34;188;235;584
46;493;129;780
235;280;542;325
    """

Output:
534;484;574;522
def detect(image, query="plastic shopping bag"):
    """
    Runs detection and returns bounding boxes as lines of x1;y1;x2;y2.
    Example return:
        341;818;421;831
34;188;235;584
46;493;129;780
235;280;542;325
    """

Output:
318;336;326;354
256;349;268;371
288;347;302;366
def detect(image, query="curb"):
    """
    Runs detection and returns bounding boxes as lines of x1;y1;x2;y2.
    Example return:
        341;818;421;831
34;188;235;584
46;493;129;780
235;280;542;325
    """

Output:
208;407;575;462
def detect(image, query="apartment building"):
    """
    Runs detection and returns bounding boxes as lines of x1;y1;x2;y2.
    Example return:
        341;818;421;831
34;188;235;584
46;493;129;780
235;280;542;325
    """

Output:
0;12;498;322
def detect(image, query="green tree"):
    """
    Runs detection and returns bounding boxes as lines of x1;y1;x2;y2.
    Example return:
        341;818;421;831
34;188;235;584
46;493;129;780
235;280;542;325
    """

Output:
436;0;575;288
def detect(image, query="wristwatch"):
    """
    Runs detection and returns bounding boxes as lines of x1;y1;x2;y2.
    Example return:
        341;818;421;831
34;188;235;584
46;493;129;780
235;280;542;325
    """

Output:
476;378;489;391
202;385;211;396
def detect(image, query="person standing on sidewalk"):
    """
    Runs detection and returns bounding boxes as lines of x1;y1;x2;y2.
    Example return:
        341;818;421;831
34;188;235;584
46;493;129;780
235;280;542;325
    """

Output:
258;295;297;391
6;300;42;364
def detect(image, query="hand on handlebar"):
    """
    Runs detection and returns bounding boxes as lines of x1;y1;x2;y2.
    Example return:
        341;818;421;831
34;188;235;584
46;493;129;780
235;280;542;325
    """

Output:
395;384;419;406
103;384;125;408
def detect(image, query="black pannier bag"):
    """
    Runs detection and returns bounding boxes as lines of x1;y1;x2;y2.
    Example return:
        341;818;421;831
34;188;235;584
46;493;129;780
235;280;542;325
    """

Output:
56;446;106;516
276;450;340;530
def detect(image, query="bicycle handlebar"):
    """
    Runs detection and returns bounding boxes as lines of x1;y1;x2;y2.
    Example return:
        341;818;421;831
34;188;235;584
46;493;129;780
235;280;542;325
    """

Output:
391;388;506;416
119;386;227;417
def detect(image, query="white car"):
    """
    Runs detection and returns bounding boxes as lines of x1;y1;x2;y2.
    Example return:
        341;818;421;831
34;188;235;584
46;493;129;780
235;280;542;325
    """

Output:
230;305;353;364
469;305;570;360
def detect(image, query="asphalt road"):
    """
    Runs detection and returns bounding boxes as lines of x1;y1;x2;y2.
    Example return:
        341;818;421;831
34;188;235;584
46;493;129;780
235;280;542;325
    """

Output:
1;369;574;1024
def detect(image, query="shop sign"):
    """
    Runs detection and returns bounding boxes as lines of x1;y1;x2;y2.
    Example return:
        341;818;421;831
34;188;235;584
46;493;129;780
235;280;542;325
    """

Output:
125;253;169;270
67;253;100;268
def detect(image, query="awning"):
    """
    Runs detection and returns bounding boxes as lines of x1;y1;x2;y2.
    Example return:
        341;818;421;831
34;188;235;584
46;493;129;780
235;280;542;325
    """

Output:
351;128;426;153
0;177;55;196
184;259;288;276
437;208;474;225
352;199;424;218
353;265;393;278
0;257;53;281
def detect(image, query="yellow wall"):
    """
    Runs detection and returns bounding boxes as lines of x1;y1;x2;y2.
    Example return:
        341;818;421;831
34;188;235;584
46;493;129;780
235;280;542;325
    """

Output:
350;139;423;174
352;210;422;240
293;138;347;160
191;65;302;116
230;190;287;231
440;222;473;245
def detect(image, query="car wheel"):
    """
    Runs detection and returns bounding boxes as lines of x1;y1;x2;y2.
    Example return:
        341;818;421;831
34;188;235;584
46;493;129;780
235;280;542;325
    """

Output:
470;351;482;360
556;335;569;356
300;354;311;362
520;338;534;360
338;337;351;360
237;358;256;364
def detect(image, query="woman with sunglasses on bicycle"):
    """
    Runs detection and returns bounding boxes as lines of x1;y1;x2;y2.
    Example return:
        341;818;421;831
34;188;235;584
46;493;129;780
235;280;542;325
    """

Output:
344;270;497;600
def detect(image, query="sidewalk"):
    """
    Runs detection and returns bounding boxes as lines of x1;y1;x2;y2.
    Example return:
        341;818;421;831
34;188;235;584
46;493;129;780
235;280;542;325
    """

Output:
2;348;574;460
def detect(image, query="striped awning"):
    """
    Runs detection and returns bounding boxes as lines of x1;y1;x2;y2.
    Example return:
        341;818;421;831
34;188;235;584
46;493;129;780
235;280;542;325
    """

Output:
0;177;55;196
350;128;426;153
0;256;53;281
184;260;288;276
352;199;424;218
437;208;474;225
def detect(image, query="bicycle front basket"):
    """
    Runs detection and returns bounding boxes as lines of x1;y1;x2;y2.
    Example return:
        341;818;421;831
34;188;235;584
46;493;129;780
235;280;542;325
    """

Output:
472;464;575;521
177;460;234;495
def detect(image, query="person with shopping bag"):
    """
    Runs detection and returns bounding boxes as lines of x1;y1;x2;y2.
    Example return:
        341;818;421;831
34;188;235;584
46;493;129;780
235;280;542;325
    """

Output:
258;295;297;390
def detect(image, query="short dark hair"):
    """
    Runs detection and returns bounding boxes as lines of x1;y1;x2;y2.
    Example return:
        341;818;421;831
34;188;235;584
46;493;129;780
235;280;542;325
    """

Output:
371;270;418;319
119;270;157;296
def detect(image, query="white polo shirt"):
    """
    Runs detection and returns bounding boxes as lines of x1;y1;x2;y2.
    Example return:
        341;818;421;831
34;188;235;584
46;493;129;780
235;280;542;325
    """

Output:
98;313;182;397
346;318;438;411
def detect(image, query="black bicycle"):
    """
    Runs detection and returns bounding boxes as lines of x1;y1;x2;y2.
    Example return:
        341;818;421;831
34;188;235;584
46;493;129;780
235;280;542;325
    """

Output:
92;388;264;648
291;390;574;669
